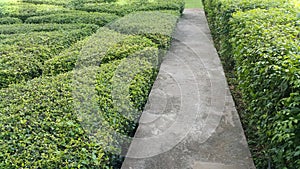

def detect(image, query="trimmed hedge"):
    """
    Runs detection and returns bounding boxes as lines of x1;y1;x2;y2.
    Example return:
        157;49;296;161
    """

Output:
0;2;72;20
25;12;119;26
0;69;113;168
203;0;300;168
21;0;72;6
108;11;179;49
230;8;300;168
0;28;95;88
0;23;98;34
73;3;137;16
0;1;180;168
43;27;158;76
95;57;158;136
43;28;127;76
202;0;290;69
21;0;117;7
74;0;184;16
0;56;158;168
0;17;22;24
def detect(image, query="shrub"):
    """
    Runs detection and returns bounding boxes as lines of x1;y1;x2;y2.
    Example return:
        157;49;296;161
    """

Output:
73;3;136;16
229;8;299;168
108;11;179;49
43;28;127;76
95;57;158;136
21;0;71;6
0;23;98;34
137;0;185;14
74;0;184;16
0;55;158;168
102;35;157;63
0;17;22;24
25;12;119;26
43;27;159;76
0;28;95;88
0;69;114;168
0;2;72;20
202;0;291;69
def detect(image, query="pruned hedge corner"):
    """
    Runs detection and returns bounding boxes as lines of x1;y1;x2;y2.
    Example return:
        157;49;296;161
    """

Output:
0;0;184;168
202;0;300;168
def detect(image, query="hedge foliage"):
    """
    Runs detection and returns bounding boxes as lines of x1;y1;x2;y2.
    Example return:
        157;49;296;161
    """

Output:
0;0;180;168
21;0;117;6
0;17;22;24
74;0;184;16
25;12;119;26
202;0;290;69
0;28;95;88
0;69;113;169
203;0;300;168
43;27;159;76
108;11;179;49
21;0;72;6
0;57;158;168
0;23;98;34
0;2;72;20
95;57;158;136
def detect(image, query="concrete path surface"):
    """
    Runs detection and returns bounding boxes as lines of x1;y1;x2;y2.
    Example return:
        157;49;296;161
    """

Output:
121;9;256;169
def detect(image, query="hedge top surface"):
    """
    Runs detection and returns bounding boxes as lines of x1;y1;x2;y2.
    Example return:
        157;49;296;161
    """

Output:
108;10;178;36
25;12;119;26
0;68;116;168
0;2;72;20
0;23;99;34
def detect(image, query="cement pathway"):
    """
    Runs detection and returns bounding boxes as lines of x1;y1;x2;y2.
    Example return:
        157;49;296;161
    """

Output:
121;9;256;169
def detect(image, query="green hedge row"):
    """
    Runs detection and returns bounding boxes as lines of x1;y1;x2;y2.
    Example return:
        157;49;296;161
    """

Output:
0;56;158;169
0;23;98;34
74;0;184;16
0;17;22;24
108;10;179;49
0;1;181;168
43;10;176;76
95;58;158;136
21;0;72;6
0;28;95;89
0;2;72;20
202;0;290;69
43;27;157;76
25;12;119;26
0;70;112;169
230;8;300;168
203;0;300;168
21;0;117;7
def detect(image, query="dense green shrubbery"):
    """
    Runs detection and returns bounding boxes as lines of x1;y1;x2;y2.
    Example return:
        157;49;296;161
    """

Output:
44;29;158;76
22;0;72;6
21;0;117;7
230;8;300;168
95;58;157;136
137;0;185;14
0;69;114;168
74;0;184;16
0;28;95;88
73;3;136;16
202;0;290;69
0;0;181;168
108;11;179;49
25;12;119;26
0;17;22;24
0;56;158;168
0;23;98;34
203;0;300;168
0;2;72;20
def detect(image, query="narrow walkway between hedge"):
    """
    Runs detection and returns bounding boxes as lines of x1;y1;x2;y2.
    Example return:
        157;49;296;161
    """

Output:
121;9;256;169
